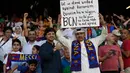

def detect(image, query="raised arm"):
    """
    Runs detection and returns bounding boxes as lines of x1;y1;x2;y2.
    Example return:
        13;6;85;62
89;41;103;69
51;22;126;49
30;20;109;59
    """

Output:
57;14;61;25
56;14;72;49
99;13;106;25
92;26;107;46
91;13;107;46
113;13;126;22
48;16;53;28
123;18;130;26
111;16;119;29
56;29;72;49
23;13;29;37
31;21;39;25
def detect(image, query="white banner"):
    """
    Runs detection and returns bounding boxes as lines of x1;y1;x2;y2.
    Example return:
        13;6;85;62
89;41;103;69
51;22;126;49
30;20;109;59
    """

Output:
60;0;99;28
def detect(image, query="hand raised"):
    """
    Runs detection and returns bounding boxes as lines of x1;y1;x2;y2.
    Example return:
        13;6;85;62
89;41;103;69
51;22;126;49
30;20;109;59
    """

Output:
48;16;52;22
24;13;28;18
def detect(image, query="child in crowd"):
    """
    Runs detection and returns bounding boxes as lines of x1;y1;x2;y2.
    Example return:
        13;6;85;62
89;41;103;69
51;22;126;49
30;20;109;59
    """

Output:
32;45;40;54
32;45;42;73
61;47;70;73
10;59;38;73
3;39;23;73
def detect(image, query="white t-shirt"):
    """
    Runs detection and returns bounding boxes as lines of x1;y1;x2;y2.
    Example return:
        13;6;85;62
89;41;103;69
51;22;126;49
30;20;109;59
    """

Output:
0;38;12;62
22;40;46;54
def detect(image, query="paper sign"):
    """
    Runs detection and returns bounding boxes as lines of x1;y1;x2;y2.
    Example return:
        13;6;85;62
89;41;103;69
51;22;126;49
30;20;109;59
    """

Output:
60;0;99;28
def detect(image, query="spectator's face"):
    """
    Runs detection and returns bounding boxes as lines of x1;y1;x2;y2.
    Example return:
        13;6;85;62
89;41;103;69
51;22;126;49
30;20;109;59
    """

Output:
39;25;46;31
39;21;43;25
15;27;21;34
116;20;120;24
4;29;12;38
29;64;37;71
28;31;36;41
32;47;39;54
53;27;57;31
46;31;55;42
75;32;85;41
107;34;116;44
121;29;129;40
53;20;56;24
12;42;21;52
64;49;70;60
20;18;23;22
94;27;99;30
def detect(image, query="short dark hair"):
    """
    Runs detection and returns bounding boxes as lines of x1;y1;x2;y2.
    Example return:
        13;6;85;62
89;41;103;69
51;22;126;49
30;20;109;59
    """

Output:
27;59;38;66
3;27;13;33
28;29;36;35
12;39;21;46
44;27;55;37
33;45;40;51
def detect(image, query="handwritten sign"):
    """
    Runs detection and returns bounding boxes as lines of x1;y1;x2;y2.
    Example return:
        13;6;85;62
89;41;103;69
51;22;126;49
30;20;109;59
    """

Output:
60;0;99;28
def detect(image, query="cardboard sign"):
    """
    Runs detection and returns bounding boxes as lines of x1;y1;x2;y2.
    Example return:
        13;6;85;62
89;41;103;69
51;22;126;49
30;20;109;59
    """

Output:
60;0;99;28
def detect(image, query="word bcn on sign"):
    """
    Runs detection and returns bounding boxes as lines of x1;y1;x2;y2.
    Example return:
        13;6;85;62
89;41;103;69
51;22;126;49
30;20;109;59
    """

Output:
60;0;99;28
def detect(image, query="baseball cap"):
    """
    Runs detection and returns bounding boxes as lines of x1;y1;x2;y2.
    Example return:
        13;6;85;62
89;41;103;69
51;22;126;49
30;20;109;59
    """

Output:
112;29;121;36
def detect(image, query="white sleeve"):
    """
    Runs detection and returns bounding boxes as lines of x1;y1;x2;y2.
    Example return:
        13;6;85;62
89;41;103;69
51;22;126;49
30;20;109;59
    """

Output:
21;37;27;46
91;26;107;46
3;55;8;64
56;30;72;49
